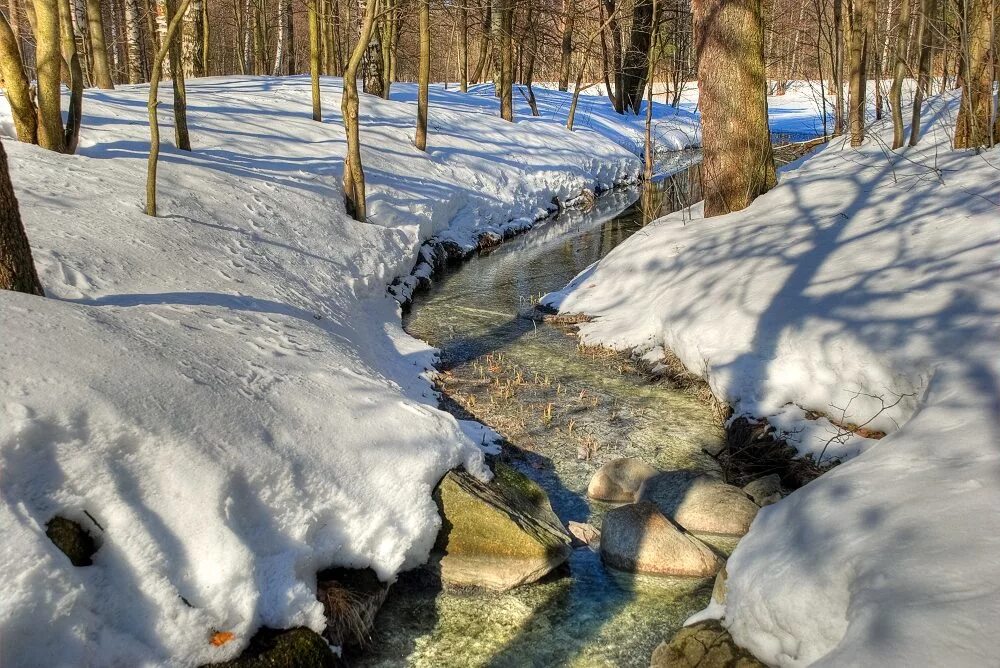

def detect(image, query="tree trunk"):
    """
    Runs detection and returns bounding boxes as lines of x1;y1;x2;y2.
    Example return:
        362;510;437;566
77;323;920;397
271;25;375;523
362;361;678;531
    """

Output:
165;0;190;150
415;0;429;150
833;0;845;134
603;0;624;113
201;0;209;74
124;0;143;83
693;0;776;216
86;0;114;87
184;0;203;76
908;0;935;144
471;0;490;83
34;0;65;151
309;0;321;120
643;0;658;182
622;0;653;114
889;0;912;147
146;0;192;216
342;0;378;222
459;0;468;91
0;138;44;296
363;24;384;96
273;0;288;75
953;0;995;148
497;0;513;121
559;0;574;91
847;0;871;146
0;13;38;144
59;0;84;154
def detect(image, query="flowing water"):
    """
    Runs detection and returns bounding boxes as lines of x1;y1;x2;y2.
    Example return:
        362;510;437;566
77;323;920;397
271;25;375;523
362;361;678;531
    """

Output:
359;155;731;667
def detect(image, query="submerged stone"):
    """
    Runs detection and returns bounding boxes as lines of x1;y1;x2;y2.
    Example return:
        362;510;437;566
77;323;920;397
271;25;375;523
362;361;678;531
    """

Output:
431;462;572;591
205;627;342;668
45;516;98;567
600;501;723;577
638;471;759;536
650;620;766;668
587;457;660;502
316;567;388;649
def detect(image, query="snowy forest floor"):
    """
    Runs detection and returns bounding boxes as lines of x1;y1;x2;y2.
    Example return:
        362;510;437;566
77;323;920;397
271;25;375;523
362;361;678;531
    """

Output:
543;91;1000;666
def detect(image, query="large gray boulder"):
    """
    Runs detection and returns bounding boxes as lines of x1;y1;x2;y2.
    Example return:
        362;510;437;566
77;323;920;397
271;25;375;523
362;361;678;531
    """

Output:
587;457;659;502
599;501;723;577
650;620;767;668
431;463;571;590
637;471;759;536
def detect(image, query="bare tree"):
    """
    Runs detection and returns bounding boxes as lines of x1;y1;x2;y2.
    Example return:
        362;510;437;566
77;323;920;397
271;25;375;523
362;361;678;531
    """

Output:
888;0;911;147
342;0;379;221
908;0;935;144
59;0;84;153
146;0;193;216
953;0;996;148
309;0;322;120
497;0;513;120
559;0;575;91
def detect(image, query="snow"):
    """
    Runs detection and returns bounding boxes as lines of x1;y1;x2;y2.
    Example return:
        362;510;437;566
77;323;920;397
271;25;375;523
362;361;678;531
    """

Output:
0;76;640;665
543;91;1000;666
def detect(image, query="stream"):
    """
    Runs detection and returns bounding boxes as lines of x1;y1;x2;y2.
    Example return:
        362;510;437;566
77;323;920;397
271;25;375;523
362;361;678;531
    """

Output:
358;154;732;667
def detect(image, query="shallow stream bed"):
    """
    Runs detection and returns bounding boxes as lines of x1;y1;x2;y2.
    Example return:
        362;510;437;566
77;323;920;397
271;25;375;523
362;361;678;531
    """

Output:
358;156;730;667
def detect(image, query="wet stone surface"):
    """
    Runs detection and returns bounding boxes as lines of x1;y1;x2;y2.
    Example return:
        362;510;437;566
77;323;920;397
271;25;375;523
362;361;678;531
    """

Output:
360;158;727;667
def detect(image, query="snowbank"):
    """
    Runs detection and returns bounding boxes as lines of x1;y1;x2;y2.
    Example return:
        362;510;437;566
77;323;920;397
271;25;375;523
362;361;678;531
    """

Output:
0;76;639;665
544;91;1000;665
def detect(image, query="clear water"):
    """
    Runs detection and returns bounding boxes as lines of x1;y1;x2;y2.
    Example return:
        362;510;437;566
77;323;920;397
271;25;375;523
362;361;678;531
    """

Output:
359;155;729;667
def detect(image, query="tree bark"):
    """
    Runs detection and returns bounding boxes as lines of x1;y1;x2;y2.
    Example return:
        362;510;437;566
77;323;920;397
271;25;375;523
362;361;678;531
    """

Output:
889;0;912;147
603;0;624;113
415;0;429;150
0;138;44;296
34;0;66;151
183;0;203;77
342;0;378;221
85;0;114;87
0;13;38;143
146;0;192;216
833;0;845;134
693;0;776;216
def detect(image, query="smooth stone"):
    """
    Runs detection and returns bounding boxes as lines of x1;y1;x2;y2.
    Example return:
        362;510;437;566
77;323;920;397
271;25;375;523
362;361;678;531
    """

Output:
316;567;388;648
743;474;783;507
432;463;571;591
637;471;760;536
599;501;723;577
650;620;766;668
587;457;660;502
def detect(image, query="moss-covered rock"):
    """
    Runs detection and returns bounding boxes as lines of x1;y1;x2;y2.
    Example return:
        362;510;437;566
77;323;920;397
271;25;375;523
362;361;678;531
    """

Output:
431;463;571;590
45;516;97;567
205;627;342;668
650;620;767;668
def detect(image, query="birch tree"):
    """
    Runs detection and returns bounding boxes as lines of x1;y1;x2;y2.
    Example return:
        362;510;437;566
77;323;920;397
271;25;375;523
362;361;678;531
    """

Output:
342;0;379;221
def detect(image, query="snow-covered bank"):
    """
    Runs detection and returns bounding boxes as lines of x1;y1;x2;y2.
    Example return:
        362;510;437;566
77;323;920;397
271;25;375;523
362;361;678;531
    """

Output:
543;91;1000;665
0;76;640;665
